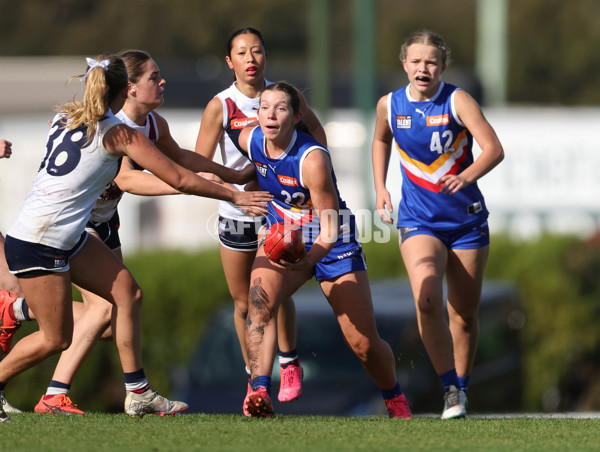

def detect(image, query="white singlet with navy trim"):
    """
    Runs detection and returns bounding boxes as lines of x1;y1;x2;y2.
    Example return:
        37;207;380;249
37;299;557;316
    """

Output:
214;80;271;222
89;110;159;223
7;112;122;249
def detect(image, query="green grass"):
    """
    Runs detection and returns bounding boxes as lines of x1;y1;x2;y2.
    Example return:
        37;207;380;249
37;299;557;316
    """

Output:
2;413;600;451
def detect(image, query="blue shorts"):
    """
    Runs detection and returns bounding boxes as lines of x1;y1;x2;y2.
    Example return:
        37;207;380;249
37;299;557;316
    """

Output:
312;243;367;282
86;211;121;251
4;232;89;277
399;219;489;249
218;216;266;252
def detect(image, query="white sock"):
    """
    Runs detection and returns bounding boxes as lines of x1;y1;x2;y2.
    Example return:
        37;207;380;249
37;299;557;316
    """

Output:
46;387;69;396
278;354;298;365
12;297;27;322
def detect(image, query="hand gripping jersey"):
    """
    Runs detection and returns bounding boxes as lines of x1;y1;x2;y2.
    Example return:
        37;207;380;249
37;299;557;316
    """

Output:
213;81;272;222
387;82;488;230
89;110;159;223
247;127;358;252
7;112;122;249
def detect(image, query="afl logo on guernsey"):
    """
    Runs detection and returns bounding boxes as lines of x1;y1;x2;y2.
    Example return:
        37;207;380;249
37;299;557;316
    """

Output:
278;175;298;187
255;161;268;177
426;114;450;126
230;117;257;130
396;115;412;129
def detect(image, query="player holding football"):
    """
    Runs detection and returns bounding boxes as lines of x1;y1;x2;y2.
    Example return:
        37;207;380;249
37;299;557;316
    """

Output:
372;30;504;419
195;28;326;409
238;81;411;419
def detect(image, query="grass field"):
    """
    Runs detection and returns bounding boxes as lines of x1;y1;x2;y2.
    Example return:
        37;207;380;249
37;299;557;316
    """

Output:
2;413;600;451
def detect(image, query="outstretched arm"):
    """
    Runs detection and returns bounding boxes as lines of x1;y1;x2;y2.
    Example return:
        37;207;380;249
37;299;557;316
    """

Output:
104;124;271;213
115;156;181;196
153;111;254;185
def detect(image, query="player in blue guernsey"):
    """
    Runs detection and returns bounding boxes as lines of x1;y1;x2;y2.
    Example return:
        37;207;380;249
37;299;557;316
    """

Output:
238;82;411;419
372;30;504;419
195;29;325;408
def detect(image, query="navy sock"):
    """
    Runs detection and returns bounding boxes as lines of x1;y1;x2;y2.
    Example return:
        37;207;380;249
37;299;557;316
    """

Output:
0;381;6;391
21;299;31;321
380;382;402;400
250;376;271;395
439;369;460;392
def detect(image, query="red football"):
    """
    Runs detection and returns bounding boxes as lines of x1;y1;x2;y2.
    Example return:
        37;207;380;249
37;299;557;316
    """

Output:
263;222;305;263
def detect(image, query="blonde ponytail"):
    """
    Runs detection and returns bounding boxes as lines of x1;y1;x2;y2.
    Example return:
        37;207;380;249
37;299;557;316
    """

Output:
55;54;127;144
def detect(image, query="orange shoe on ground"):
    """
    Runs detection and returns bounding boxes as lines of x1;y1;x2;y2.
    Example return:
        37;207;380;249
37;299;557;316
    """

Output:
34;394;85;415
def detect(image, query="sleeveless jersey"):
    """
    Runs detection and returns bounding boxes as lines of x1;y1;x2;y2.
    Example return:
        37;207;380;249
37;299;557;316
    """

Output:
89;110;159;222
7;112;122;249
387;82;488;230
213;81;271;222
247;127;357;248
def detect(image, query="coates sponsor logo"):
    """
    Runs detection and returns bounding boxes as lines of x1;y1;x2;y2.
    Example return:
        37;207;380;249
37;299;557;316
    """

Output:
230;117;257;130
426;114;450;126
395;115;412;129
278;175;298;187
255;161;268;177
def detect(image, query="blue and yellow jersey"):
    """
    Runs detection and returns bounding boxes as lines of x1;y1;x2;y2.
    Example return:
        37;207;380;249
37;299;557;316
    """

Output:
388;82;488;230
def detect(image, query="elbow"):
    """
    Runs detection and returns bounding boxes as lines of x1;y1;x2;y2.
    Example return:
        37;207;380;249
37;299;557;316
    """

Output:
496;147;505;165
171;173;187;193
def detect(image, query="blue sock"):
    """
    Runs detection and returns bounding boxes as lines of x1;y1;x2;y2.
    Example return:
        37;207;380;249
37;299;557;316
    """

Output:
380;382;402;400
458;375;470;392
250;376;271;395
439;369;460;392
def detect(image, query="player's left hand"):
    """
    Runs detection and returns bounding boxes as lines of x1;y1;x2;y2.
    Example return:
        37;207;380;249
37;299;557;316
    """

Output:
436;174;468;194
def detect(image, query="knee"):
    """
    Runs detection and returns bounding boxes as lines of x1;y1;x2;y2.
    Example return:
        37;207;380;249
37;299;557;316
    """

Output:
42;335;72;355
127;284;143;310
415;294;444;317
233;298;249;319
90;299;114;326
450;308;479;332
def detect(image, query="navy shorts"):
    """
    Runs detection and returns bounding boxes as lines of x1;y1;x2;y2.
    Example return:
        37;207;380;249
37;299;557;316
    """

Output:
4;232;89;277
86;211;121;251
399;219;490;249
218;216;266;252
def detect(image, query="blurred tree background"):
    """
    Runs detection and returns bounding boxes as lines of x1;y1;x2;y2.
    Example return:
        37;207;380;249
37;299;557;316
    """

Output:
1;0;599;107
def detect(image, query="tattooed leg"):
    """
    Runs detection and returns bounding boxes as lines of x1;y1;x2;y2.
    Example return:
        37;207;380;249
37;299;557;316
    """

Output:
246;277;279;378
